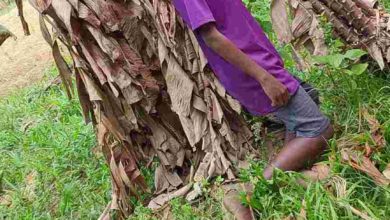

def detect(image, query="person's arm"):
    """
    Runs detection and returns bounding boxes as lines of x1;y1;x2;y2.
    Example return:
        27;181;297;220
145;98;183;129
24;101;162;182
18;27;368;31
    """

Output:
198;23;289;107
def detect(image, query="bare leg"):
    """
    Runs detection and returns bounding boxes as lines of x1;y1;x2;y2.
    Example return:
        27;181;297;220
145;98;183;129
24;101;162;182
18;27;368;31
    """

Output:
263;125;334;179
284;131;296;145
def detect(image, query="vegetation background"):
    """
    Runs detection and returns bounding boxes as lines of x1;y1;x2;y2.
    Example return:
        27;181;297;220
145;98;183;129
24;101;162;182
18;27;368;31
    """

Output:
0;0;389;219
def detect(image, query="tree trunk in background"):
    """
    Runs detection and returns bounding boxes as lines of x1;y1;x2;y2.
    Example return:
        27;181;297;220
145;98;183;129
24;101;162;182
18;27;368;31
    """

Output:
15;0;30;36
28;0;256;218
271;0;390;69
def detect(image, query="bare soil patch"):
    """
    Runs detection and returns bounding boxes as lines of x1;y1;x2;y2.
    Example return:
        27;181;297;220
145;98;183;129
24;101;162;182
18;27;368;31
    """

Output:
0;2;52;97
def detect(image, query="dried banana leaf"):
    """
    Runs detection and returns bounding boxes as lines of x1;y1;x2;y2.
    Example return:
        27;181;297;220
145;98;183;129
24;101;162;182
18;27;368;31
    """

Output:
15;0;30;36
28;0;257;217
0;24;15;46
272;0;390;69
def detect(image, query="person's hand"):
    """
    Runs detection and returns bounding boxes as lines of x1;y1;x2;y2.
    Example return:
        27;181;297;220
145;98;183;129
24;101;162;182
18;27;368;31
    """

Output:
260;75;289;107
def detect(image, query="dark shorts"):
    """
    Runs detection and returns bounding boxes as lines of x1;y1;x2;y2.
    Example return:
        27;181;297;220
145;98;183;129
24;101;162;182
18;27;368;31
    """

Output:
273;86;330;138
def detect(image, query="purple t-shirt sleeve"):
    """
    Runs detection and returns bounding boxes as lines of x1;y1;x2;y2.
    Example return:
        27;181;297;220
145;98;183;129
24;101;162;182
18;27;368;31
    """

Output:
175;0;216;30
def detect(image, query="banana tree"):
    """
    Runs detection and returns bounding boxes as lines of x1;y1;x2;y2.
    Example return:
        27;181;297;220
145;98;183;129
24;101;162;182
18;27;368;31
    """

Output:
271;0;390;69
28;0;257;218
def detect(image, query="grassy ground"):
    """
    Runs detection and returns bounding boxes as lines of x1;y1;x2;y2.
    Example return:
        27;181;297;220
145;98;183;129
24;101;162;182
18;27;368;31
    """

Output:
1;1;390;220
0;68;110;219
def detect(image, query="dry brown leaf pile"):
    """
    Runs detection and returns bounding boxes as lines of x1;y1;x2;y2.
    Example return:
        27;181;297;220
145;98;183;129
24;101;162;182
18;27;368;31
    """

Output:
27;0;257;217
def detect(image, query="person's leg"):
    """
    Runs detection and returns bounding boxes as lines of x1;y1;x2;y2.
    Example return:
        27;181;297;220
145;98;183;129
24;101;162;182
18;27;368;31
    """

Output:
263;87;334;179
263;125;333;179
284;131;296;146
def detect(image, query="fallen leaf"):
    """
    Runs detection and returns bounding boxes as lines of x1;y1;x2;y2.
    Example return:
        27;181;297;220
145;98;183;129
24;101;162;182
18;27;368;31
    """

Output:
341;149;389;186
21;119;36;133
148;184;192;210
186;182;202;201
383;164;390;180
297;199;307;220
0;193;12;206
328;176;347;199
23;171;38;201
340;203;375;220
362;109;386;149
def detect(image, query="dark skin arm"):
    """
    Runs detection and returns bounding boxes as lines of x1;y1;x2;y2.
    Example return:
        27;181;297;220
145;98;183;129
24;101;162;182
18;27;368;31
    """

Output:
198;23;289;107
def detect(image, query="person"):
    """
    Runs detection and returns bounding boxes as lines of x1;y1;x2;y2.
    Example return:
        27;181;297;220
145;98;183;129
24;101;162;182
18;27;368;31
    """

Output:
172;0;334;179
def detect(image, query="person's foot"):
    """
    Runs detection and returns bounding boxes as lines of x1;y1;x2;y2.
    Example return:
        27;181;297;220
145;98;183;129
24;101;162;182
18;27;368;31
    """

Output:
223;184;255;220
301;163;330;182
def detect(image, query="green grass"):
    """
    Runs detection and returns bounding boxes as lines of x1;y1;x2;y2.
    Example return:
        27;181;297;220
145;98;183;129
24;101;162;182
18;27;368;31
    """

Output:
1;0;390;219
0;0;15;16
0;67;110;219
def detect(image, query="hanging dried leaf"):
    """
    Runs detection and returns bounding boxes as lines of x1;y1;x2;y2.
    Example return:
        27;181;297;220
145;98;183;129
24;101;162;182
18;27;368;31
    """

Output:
52;41;74;99
15;0;30;36
282;0;390;69
165;55;194;117
367;43;385;70
0;24;15;46
271;0;293;44
29;0;256;217
355;0;378;9
28;0;52;13
286;0;328;55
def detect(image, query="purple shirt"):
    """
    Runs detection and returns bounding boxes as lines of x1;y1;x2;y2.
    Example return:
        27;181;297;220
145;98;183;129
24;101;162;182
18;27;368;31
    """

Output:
173;0;299;115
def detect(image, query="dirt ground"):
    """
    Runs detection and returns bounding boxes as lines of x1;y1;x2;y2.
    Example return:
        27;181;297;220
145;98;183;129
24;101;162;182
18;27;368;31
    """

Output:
0;3;52;97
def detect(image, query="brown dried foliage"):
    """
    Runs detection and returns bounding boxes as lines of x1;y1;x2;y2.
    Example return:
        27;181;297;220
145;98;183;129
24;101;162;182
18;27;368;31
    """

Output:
28;0;257;217
15;0;30;36
271;0;390;69
0;24;15;46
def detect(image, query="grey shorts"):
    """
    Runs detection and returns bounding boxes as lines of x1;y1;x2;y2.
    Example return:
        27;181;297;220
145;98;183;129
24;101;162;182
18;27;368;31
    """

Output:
274;86;330;138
